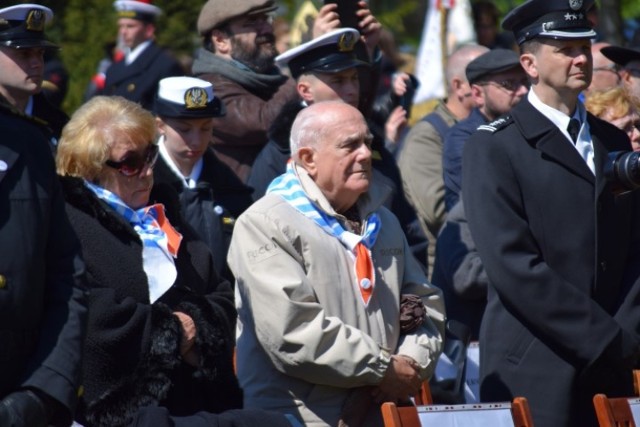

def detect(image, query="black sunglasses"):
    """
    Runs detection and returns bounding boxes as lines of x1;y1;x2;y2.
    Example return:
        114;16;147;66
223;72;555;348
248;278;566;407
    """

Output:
105;143;159;177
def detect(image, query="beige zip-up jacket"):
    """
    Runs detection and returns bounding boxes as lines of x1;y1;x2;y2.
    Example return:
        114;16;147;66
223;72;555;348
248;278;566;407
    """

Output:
228;166;445;427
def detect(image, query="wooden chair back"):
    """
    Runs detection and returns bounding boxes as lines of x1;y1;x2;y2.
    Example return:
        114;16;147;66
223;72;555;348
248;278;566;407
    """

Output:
593;394;637;427
381;397;534;427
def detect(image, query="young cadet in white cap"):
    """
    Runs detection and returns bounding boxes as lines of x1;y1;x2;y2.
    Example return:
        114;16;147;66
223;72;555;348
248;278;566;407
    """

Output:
461;0;640;425
102;0;183;111
0;3;68;143
152;76;253;282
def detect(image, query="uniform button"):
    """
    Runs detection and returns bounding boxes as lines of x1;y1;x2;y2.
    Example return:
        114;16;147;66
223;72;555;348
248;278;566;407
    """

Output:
600;261;607;272
0;275;6;289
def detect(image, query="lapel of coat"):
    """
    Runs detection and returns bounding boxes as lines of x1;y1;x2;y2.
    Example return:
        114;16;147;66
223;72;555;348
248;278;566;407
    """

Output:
107;42;161;85
514;98;595;185
0;141;20;186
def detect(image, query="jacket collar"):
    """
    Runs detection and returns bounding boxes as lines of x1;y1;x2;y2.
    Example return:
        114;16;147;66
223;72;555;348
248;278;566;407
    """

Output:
513;98;595;184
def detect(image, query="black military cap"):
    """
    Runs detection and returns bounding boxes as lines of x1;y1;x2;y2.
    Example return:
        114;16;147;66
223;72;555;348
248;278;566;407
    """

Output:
466;49;522;84
275;28;369;79
154;76;225;119
502;0;596;45
601;46;640;67
0;4;57;50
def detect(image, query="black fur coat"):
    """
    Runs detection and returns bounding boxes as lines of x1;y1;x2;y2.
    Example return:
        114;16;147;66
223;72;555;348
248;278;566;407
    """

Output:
59;176;242;427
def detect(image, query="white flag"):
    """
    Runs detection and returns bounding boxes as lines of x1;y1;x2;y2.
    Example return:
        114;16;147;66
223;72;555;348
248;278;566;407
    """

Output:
414;0;476;104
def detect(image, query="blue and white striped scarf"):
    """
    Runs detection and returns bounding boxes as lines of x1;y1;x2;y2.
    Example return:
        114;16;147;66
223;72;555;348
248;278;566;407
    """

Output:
84;180;172;252
267;162;381;305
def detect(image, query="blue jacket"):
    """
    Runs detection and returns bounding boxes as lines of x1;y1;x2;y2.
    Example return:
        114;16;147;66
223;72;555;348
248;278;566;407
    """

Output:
442;108;488;211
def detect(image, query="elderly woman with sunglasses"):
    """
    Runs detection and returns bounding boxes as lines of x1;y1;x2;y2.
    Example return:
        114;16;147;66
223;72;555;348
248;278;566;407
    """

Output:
55;96;250;427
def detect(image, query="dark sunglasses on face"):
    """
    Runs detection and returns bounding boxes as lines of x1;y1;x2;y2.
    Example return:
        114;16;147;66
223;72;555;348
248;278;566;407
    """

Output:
105;143;159;177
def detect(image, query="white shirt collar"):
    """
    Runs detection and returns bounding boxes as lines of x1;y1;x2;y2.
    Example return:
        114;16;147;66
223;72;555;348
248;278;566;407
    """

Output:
158;135;203;188
25;96;34;116
528;89;594;174
125;39;153;65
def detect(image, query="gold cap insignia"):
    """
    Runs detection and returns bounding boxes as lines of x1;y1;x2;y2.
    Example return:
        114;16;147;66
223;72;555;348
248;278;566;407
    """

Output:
337;33;357;52
184;87;208;109
118;10;137;19
25;9;45;32
127;83;135;92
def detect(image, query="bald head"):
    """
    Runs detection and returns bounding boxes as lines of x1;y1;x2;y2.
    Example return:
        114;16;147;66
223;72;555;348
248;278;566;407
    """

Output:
290;101;367;158
589;42;620;92
445;44;490;93
444;44;490;118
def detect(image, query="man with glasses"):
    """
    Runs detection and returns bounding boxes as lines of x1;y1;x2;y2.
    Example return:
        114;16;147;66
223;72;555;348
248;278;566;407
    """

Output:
193;0;298;182
442;48;528;211
102;1;183;111
462;0;640;424
601;44;640;100
587;42;620;92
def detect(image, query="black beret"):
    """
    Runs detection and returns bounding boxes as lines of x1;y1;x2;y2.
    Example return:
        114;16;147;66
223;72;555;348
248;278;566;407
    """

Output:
502;0;596;45
466;49;522;84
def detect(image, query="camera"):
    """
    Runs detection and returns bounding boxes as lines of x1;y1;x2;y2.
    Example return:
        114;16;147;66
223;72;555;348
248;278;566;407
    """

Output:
604;151;640;192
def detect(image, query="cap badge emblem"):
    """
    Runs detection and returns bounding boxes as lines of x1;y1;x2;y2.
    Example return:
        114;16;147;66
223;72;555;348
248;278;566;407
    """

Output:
25;9;45;32
184;87;208;109
118;10;137;19
569;0;583;11
338;33;357;52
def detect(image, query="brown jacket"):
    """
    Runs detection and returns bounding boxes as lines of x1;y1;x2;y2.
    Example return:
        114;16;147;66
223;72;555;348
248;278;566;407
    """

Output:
193;49;298;182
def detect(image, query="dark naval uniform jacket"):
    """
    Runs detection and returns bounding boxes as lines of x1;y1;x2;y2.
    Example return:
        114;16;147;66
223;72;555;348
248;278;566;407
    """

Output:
0;103;87;424
152;148;253;282
103;42;183;110
462;97;640;427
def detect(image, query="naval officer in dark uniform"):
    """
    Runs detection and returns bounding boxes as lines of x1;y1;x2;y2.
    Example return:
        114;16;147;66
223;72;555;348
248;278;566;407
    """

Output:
103;0;183;111
462;0;640;425
0;3;68;144
0;5;88;426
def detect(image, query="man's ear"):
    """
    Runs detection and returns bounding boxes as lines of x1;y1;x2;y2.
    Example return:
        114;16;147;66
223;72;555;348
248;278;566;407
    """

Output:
297;147;317;177
144;23;156;39
297;78;314;104
520;53;538;80
155;117;165;135
211;29;231;55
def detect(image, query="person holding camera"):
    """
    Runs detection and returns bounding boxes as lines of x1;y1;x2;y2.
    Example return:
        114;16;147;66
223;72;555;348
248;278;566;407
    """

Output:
462;0;640;426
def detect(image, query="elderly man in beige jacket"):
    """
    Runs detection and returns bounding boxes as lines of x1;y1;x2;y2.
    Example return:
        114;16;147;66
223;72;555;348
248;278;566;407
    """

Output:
228;101;445;427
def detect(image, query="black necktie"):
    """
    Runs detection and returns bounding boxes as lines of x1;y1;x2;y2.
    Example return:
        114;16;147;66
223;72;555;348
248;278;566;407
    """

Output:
567;118;580;143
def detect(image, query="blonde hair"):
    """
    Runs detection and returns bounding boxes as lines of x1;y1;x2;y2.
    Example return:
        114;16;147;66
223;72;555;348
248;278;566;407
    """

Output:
56;96;156;180
585;87;640;121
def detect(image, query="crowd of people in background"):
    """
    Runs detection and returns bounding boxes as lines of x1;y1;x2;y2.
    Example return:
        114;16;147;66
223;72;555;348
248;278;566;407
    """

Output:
2;0;640;426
